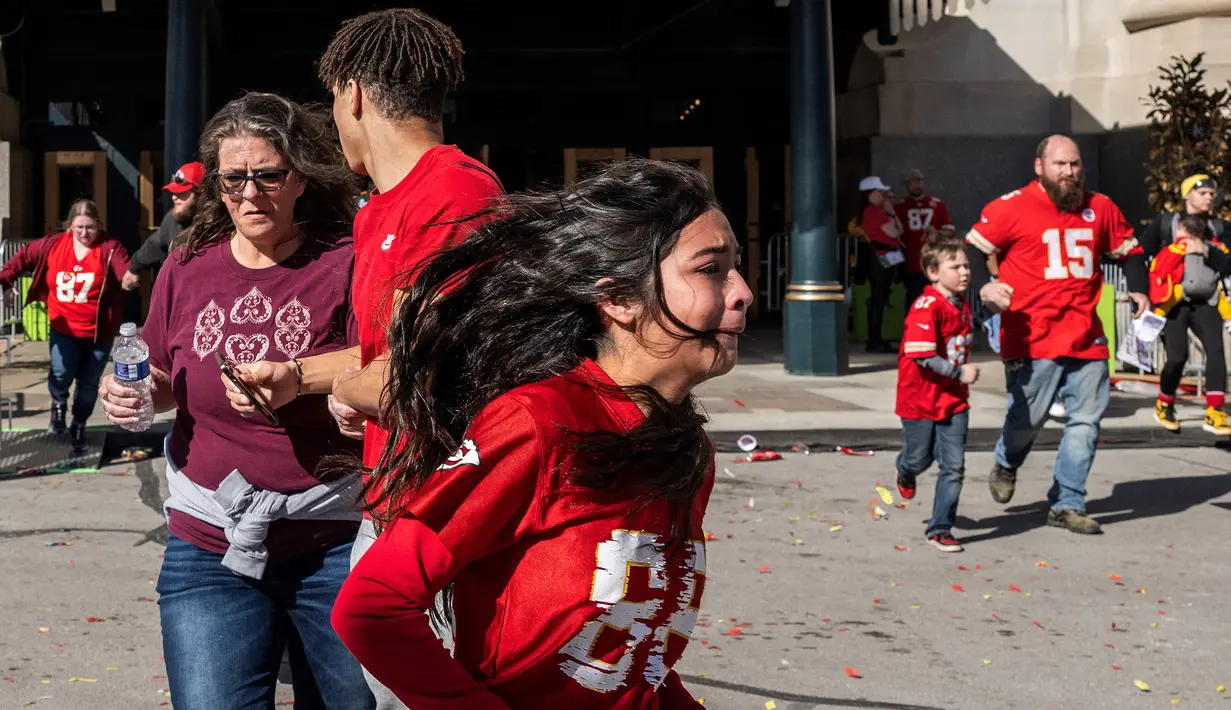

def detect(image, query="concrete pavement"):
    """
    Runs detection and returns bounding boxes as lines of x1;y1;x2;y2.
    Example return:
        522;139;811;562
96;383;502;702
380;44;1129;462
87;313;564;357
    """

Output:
2;446;1229;709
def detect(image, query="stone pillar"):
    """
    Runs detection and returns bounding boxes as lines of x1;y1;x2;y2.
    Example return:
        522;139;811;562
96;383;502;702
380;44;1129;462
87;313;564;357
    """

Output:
783;0;848;376
164;0;207;194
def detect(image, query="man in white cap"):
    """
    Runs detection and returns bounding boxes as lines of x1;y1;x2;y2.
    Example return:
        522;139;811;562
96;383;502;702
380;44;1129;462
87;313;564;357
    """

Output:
896;169;955;306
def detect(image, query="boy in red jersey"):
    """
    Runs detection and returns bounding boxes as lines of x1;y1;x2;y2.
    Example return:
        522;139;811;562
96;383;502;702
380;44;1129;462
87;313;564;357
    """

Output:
895;230;978;552
967;135;1150;534
222;10;501;708
331;160;744;709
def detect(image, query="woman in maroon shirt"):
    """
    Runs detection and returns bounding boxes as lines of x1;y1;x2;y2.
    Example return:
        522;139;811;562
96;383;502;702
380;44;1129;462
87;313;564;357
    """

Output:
98;93;373;709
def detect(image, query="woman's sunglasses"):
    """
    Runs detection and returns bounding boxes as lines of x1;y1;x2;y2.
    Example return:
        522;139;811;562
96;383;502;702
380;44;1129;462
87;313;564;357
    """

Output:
217;169;292;195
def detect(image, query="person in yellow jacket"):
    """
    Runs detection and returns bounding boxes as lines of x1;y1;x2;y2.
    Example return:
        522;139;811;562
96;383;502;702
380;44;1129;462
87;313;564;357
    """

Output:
1149;213;1231;433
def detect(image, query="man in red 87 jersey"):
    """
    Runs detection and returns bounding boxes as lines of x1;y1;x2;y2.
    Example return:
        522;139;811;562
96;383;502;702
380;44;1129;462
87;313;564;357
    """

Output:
966;135;1149;535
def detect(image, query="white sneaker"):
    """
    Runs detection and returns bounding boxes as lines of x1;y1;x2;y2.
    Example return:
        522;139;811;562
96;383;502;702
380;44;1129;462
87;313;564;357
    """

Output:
1049;401;1067;418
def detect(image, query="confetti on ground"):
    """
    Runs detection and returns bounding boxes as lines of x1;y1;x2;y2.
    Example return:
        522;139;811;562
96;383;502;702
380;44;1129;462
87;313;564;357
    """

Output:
727;627;743;636
1136;588;1147;594
106;667;118;671
45;541;72;547
1036;561;1047;567
1113;665;1121;671
894;545;909;552
871;506;888;519
829;525;843;532
1217;684;1226;693
758;566;772;574
734;399;745;407
910;604;922;609
1134;679;1151;692
793;539;804;545
68;677;97;683
875;486;895;506
983;594;992;600
951;584;965;593
85;617;106;623
765;702;776;710
1110;574;1122;581
38;627;49;633
1033;620;1045;629
1008;585;1023;593
844;667;861;678
983;659;992;665
1171;699;1181;705
705;533;718;541
1151;622;1160;628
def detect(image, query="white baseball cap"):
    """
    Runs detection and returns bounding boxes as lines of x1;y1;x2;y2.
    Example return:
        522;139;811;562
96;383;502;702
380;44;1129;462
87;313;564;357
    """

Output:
859;176;890;191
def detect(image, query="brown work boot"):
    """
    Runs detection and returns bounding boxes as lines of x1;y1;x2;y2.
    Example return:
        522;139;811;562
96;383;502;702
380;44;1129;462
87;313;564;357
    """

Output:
1046;509;1103;535
988;462;1017;504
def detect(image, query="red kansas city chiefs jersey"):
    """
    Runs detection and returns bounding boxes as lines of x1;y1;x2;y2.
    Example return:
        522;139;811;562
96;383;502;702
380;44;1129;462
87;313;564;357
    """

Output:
895;195;953;273
966;181;1139;361
337;359;711;709
896;286;972;421
46;235;104;339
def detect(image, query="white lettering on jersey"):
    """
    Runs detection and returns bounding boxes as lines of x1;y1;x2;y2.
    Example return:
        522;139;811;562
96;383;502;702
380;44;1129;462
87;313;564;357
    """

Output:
54;271;94;303
558;531;705;693
380;234;397;251
437;439;480;471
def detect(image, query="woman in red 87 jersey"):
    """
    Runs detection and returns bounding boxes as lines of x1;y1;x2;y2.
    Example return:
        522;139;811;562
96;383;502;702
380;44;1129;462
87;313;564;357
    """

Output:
331;159;753;709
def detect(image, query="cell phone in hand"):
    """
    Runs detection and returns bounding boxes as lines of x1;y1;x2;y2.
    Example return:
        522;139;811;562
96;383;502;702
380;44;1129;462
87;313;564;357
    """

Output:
214;352;280;426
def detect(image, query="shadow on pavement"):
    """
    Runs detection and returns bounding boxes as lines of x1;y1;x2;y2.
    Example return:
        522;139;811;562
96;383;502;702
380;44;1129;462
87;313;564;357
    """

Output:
956;471;1231;544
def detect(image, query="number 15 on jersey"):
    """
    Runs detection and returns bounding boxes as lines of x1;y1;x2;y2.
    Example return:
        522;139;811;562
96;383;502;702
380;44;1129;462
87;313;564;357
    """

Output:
1042;228;1094;280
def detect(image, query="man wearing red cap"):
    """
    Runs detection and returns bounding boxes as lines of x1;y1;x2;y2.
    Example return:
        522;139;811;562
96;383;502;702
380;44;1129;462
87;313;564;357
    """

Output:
121;161;203;291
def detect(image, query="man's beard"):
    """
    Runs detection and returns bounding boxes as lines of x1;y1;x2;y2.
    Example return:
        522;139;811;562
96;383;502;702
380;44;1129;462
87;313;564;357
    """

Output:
1041;173;1084;211
908;187;924;198
173;205;195;226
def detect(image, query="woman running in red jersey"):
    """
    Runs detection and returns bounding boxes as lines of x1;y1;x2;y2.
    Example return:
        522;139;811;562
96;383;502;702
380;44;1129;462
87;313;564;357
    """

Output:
330;159;752;709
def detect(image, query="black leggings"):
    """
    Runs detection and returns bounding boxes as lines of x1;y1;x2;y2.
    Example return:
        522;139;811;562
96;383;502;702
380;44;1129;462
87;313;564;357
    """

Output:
1160;301;1227;397
867;259;899;345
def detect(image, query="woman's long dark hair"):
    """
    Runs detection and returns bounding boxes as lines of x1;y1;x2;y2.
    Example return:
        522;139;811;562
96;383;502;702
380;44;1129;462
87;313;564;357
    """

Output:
177;92;359;260
364;159;721;535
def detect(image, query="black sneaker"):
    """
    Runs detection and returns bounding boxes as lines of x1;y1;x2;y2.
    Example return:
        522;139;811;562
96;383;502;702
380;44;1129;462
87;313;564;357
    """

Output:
48;402;67;435
988;462;1017;504
927;532;964;553
69;421;87;457
1046;508;1102;535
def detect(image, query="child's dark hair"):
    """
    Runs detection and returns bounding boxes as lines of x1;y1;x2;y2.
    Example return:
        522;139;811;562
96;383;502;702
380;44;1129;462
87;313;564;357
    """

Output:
317;9;464;123
362;158;722;537
920;229;965;273
1180;213;1213;240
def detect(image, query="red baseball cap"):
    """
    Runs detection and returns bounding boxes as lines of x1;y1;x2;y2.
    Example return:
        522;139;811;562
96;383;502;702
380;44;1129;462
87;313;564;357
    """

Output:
163;162;205;194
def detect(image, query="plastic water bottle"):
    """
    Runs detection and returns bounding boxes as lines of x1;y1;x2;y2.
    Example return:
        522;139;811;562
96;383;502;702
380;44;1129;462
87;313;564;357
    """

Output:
112;322;154;432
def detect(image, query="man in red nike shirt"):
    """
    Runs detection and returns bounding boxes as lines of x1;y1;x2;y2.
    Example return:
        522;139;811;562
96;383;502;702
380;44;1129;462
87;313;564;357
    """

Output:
967;135;1149;534
895;168;955;305
224;10;501;708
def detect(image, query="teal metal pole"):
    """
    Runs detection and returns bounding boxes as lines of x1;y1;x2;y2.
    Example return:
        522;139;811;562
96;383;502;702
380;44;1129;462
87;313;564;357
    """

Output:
783;0;847;376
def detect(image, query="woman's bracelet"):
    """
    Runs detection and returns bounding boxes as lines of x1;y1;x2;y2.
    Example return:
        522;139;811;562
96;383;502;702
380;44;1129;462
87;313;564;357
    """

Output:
292;359;304;399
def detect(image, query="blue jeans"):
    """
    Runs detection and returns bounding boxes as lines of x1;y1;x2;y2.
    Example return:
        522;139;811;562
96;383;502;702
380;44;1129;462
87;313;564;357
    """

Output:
157;535;374;710
48;329;111;422
896;411;968;537
994;357;1109;512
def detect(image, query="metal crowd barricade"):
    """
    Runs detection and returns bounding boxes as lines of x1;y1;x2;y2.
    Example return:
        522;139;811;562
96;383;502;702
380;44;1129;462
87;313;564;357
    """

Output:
759;231;861;314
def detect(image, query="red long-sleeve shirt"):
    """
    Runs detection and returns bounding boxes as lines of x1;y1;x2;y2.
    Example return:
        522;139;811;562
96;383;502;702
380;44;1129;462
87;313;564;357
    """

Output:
331;359;710;709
